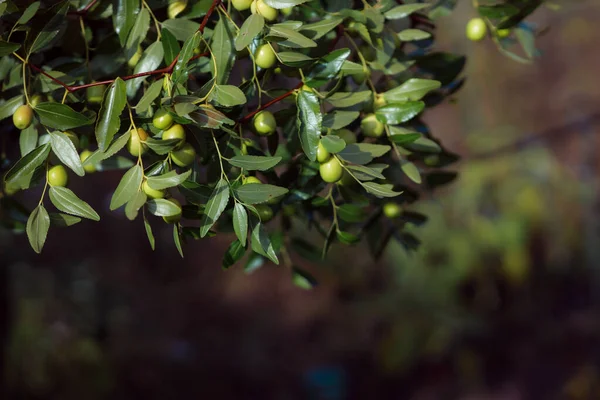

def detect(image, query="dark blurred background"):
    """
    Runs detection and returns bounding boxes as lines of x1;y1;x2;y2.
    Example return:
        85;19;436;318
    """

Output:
3;1;600;399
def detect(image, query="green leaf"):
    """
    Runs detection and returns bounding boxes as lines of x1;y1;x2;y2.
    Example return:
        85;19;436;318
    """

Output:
233;203;248;245
384;3;429;19
337;204;366;223
209;85;247;107
34;103;95;130
321;135;346;153
144;137;181;155
114;0;140;46
336;230;360;245
251;222;279;264
0;41;21;57
235;14;264;51
308;48;351;83
398;29;431;41
337;143;390;164
375;101;424;125
173;32;202;82
401;160;421;184
278;51;314;67
49;213;81;227
301;16;343;40
292;267;317;289
135;79;163;112
26;205;50;254
110;165;143;210
346;164;385;180
19;125;38;157
268;25;317;48
200;178;230;237
18;2;40;25
322;110;359;130
147;199;182;217
478;4;519;19
124;191;147;220
82;132;130;167
235;183;288;204
96;78;127;151
263;0;310;8
173;224;184;257
127;41;164;96
48;186;100;221
143;213;155;250
146;169;192;190
325;91;371;108
161;19;200;41
222;239;246;269
211;17;235;85
161;27;180;65
296;90;321;161
403;137;441;153
0;95;24;120
125;7;150;59
383;78;441;103
187;106;234;128
227;155;281;171
28;3;68;55
4;143;51;186
362;182;402;198
49;131;85;177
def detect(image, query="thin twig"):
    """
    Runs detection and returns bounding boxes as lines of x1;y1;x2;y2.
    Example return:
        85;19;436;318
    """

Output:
68;0;100;16
23;0;221;93
238;82;303;124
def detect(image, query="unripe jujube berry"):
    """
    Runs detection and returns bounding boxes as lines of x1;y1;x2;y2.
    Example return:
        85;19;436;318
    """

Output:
162;124;186;146
361;114;384;138
80;150;96;173
47;165;68;187
163;198;182;224
13;105;33;130
142;180;165;199
319;157;343;183
127;128;149;157
251;0;278;21
252;110;277;136
171;143;196;167
466;18;487;42
153;109;174;130
254;44;277;69
316;141;331;163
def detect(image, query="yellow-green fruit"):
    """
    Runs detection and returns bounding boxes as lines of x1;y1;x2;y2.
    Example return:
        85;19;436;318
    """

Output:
128;46;142;68
253;204;274;222
29;94;44;108
496;28;511;39
142;181;165;199
163;198;182;224
47;165;68;187
13;105;33;130
244;176;262;184
168;0;187;18
316;141;331;163
383;202;402;218
64;131;80;151
251;0;278;21
319;157;343;183
171;143;196;167
361;114;384;138
153;109;174;130
334;128;356;144
127;128;149;157
466;18;487;42
281;7;293;16
374;94;387;110
252;110;277;136
163;124;186;145
80;150;96;173
232;0;253;11
254;44;276;69
86;84;106;104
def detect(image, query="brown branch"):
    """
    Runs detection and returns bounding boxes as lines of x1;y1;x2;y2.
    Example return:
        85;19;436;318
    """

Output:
238;82;303;124
68;0;100;16
24;0;220;93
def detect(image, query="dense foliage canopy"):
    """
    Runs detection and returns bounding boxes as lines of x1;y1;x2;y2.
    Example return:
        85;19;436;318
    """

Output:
0;0;544;279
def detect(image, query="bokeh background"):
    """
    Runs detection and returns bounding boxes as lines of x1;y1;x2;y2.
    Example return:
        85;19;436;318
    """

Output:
3;1;600;399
